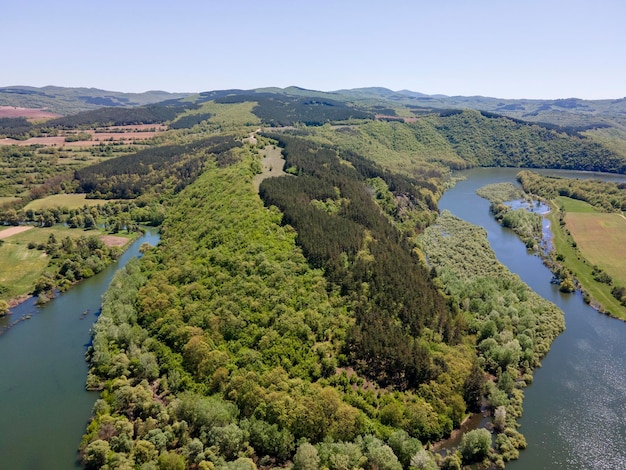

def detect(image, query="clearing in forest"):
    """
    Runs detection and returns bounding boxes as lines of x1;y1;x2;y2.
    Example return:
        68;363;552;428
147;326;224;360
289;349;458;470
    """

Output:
253;144;288;192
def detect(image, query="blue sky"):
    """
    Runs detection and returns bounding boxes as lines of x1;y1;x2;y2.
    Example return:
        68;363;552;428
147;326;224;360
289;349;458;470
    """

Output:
4;0;625;99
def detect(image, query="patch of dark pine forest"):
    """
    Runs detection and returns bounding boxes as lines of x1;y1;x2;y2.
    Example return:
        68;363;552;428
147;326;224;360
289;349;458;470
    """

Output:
259;134;464;391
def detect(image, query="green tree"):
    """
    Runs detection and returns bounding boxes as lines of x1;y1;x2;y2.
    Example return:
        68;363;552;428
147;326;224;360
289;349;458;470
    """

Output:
158;451;186;470
409;448;437;470
293;442;320;470
82;439;110;469
463;361;485;412
458;428;491;463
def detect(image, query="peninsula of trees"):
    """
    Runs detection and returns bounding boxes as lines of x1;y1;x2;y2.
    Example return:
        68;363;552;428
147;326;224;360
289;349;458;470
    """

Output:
0;86;624;469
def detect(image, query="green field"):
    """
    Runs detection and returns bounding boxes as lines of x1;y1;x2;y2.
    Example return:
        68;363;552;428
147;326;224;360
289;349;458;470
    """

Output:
556;196;599;213
23;194;109;211
0;225;103;301
550;197;626;318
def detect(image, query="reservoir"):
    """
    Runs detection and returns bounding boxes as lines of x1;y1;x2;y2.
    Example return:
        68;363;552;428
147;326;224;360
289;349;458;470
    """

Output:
439;168;626;469
0;228;159;470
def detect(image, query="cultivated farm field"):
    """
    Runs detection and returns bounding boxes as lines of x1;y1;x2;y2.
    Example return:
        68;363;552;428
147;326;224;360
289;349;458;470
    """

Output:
0;124;165;148
550;196;626;318
565;211;626;286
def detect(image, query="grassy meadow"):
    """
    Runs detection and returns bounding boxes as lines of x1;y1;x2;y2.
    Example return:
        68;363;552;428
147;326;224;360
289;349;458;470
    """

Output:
0;225;105;302
23;194;109;211
550;196;626;318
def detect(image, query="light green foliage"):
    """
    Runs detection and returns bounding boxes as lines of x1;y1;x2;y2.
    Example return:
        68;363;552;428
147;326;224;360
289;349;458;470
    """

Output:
78;100;615;468
209;423;249;460
82;439;111;469
157;451;186;470
495;433;519;461
293;442;320;470
420;211;564;464
308;120;458;178
518;170;626;213
458;428;491;463
387;429;423;468
477;182;544;249
476;182;525;204
364;436;403;470
316;440;365;470
409;448;437;470
440;453;462;470
430;110;624;173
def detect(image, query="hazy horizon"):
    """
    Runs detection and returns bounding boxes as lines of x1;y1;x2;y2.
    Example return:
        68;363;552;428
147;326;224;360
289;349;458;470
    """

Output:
3;0;625;101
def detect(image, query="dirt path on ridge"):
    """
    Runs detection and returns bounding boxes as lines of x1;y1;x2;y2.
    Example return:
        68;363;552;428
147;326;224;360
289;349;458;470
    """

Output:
252;143;289;192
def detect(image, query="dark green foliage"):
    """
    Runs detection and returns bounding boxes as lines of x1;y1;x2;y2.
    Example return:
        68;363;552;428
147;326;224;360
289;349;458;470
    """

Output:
0;85;191;115
32;234;121;296
169;112;213;129
592;266;612;285
259;134;457;390
75;135;242;198
429;110;626;174
216;93;373;126
0;117;32;138
44;102;197;128
463;362;486;412
518;170;626;212
611;286;626;305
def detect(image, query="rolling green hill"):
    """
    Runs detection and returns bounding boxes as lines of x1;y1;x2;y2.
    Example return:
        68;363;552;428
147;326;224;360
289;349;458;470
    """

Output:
1;85;623;469
0;86;192;115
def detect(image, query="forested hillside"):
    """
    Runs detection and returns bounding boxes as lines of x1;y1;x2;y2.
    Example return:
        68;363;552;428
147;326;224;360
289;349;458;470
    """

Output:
0;86;191;115
82;153;477;469
3;86;620;468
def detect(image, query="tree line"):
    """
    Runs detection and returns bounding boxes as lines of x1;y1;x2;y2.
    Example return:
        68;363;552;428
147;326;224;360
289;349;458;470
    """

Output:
74;135;243;198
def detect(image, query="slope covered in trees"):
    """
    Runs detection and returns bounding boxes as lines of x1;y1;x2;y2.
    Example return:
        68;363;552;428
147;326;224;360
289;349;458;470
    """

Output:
259;133;458;390
428;110;626;173
82;153;478;469
74;135;242;198
517;170;626;212
2;86;609;468
215;93;373;126
44;102;196;129
0;86;192;115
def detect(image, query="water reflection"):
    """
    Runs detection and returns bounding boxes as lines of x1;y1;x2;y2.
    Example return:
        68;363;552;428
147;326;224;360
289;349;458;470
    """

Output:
440;168;626;469
0;229;159;469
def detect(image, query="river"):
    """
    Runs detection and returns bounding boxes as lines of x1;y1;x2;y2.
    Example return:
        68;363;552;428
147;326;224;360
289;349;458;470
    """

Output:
0;228;159;470
439;168;626;469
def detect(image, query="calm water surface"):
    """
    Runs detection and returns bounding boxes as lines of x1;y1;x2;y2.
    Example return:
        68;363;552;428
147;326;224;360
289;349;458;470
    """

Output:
0;229;159;470
439;168;626;469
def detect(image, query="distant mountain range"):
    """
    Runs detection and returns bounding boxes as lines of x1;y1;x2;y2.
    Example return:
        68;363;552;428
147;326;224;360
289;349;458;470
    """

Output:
2;84;625;137
0;86;192;115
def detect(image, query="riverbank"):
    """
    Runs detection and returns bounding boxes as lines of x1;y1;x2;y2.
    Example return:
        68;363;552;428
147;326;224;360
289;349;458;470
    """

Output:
0;228;160;469
541;200;626;320
440;168;626;469
0;228;141;315
420;209;564;467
